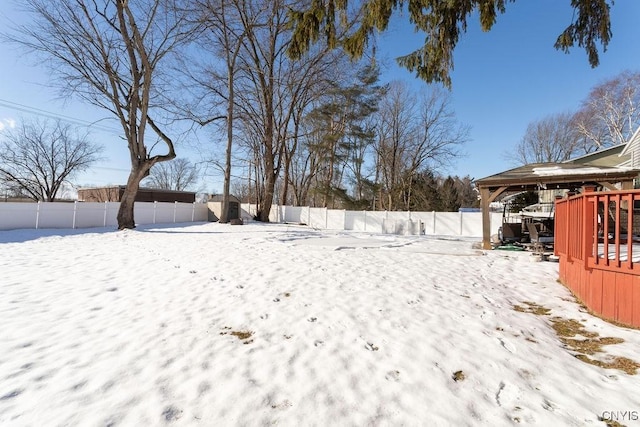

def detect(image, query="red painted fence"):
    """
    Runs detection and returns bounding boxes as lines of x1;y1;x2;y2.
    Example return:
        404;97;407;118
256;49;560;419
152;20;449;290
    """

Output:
555;188;640;327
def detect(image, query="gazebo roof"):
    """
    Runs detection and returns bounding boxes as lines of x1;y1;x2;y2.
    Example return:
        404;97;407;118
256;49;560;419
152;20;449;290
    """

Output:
475;162;640;193
475;162;640;250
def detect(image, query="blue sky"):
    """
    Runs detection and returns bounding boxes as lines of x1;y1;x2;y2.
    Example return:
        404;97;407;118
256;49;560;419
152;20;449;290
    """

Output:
377;0;640;180
1;0;639;192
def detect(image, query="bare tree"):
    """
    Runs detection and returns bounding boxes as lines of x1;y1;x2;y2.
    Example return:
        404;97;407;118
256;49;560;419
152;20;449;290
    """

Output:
0;119;102;201
506;71;640;165
232;0;347;221
180;0;253;222
405;87;469;208
230;178;255;203
374;82;468;210
145;158;199;191
8;0;195;228
374;81;417;210
288;116;324;206
277;46;340;208
573;70;640;149
507;112;582;165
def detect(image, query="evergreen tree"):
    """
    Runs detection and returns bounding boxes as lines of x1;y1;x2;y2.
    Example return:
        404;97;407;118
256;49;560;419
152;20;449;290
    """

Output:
288;1;613;86
304;64;383;208
440;176;460;212
455;175;480;208
509;191;538;213
406;169;441;211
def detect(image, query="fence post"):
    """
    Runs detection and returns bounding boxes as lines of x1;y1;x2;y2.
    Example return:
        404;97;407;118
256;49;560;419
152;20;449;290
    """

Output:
72;201;78;229
192;202;196;222
35;201;41;229
432;211;436;234
459;211;463;236
152;201;157;224
343;209;347;230
174;201;178;223
325;207;328;229
103;202;108;227
385;210;388;234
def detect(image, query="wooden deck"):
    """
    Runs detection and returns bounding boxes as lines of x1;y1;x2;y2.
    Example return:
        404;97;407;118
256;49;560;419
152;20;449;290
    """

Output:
555;189;640;327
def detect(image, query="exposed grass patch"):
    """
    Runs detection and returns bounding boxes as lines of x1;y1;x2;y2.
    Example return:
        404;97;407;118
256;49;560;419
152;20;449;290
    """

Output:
220;327;254;344
557;287;640;331
230;330;253;340
452;370;465;382
598;416;627;427
576;354;640;376
550;317;598;338
560;337;625;355
513;303;638;375
512;301;551;316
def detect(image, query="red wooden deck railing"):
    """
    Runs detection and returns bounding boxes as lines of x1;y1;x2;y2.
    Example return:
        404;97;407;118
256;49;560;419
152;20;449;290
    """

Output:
555;188;640;327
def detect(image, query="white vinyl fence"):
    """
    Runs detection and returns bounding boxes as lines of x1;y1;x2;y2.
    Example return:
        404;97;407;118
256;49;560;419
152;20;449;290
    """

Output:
240;204;502;238
0;201;208;230
1;201;500;238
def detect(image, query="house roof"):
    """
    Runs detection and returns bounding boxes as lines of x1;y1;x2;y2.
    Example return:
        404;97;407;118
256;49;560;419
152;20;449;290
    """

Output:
620;126;640;157
77;185;196;195
564;144;629;167
475;162;640;193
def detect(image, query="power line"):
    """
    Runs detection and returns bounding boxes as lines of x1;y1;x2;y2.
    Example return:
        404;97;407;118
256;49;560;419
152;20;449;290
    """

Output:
0;98;122;135
92;166;131;172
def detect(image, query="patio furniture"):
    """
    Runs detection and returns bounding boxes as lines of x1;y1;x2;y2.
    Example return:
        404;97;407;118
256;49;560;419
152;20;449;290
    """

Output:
526;222;554;254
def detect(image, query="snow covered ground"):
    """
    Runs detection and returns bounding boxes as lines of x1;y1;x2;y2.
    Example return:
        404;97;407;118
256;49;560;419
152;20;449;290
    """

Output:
1;222;638;426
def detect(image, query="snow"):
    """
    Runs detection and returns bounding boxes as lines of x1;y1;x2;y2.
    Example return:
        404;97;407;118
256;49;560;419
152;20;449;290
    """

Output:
532;166;630;176
1;222;638;426
599;243;640;262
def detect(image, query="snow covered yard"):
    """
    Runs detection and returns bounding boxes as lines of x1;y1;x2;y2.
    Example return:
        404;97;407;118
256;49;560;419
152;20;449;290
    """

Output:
0;222;638;426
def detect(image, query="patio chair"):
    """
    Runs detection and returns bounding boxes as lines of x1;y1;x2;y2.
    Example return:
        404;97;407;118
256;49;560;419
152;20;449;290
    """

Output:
527;222;554;254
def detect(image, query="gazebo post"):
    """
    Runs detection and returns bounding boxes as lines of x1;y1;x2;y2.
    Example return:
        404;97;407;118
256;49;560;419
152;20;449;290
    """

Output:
480;187;492;250
480;186;507;250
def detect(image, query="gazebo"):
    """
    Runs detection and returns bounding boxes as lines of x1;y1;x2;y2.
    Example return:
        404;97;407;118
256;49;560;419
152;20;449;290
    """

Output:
474;163;640;249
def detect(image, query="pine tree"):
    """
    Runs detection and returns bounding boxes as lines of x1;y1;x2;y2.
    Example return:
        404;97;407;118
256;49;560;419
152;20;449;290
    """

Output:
439;176;460;212
304;64;384;208
288;0;612;87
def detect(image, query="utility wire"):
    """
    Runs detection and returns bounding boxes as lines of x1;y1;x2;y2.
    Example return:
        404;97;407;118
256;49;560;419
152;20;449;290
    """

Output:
0;98;122;135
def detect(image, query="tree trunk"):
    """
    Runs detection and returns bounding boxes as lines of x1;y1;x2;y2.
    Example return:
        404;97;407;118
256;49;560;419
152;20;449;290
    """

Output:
258;94;276;221
259;169;276;222
220;68;235;224
117;164;152;229
281;148;291;206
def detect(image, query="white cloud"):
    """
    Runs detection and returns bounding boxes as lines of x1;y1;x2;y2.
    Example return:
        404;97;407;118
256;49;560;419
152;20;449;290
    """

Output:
0;118;16;132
